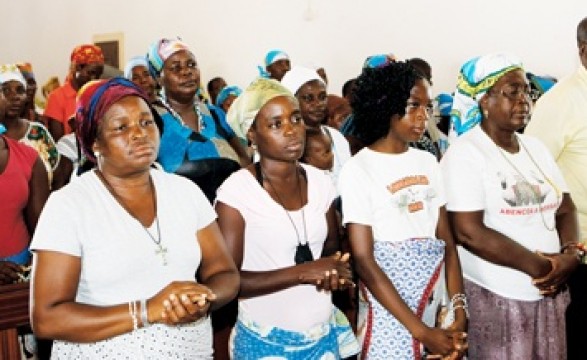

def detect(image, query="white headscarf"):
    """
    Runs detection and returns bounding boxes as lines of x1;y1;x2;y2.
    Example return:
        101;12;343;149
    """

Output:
280;66;325;95
0;64;27;88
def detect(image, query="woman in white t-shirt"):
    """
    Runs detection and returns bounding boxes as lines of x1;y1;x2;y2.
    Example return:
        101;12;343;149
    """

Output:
440;53;580;359
339;60;467;359
215;77;359;359
30;78;239;359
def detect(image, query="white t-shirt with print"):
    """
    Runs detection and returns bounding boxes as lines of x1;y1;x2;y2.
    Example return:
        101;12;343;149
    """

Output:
440;125;568;301
339;147;445;242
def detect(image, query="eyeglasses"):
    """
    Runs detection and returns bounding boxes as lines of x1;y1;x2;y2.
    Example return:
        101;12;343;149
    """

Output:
405;101;434;117
493;85;532;101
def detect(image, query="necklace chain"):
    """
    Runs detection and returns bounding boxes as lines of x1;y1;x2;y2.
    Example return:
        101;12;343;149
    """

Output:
495;135;560;231
261;165;309;245
95;170;168;265
160;93;204;132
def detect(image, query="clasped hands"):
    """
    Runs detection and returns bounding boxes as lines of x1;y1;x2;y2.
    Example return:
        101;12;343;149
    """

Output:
298;251;354;291
422;310;468;360
148;281;216;326
532;251;579;296
0;261;31;285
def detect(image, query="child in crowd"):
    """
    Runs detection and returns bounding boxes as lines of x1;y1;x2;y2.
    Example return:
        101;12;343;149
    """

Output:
301;127;334;173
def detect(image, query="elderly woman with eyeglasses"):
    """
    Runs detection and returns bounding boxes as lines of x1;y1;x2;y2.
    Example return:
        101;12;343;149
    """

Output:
440;53;579;358
339;60;467;359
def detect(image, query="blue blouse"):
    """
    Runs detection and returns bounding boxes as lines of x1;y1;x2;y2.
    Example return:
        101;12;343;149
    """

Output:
156;103;238;172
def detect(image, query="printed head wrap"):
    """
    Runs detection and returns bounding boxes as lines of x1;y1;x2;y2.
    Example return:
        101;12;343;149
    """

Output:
280;66;325;96
146;37;191;77
16;62;35;81
226;78;296;142
215;85;243;108
75;77;162;166
435;93;453;117
258;49;289;77
70;44;105;65
0;64;27;88
450;53;523;137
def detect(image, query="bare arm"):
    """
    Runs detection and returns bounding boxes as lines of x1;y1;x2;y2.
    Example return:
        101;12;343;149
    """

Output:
436;206;466;331
196;221;240;311
215;201;351;299
25;157;49;235
31;251;134;342
51;156;73;191
533;193;580;292
31;222;237;342
31;248;229;342
321;203;340;257
449;210;551;278
555;194;580;249
47;117;64;142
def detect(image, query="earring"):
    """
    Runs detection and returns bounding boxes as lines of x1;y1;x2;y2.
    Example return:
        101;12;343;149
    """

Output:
483;109;489;119
94;151;100;159
251;143;257;151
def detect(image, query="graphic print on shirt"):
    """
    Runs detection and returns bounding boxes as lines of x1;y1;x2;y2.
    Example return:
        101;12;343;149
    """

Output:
386;175;436;213
497;170;558;215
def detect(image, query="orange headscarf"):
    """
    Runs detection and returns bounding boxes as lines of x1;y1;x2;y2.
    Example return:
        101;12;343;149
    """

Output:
70;44;105;65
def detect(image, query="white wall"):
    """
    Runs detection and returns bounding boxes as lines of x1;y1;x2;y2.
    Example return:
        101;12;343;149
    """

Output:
2;0;587;96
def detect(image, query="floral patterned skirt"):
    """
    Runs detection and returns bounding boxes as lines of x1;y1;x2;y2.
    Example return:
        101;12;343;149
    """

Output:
358;238;445;360
465;279;569;359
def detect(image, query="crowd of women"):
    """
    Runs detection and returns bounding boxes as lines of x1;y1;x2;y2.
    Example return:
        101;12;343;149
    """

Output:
1;16;586;359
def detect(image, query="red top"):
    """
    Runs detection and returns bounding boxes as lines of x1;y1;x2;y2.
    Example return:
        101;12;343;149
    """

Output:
43;81;77;134
0;136;38;257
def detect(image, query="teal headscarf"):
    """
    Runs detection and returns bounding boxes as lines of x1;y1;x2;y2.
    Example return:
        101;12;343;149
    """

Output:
450;53;523;138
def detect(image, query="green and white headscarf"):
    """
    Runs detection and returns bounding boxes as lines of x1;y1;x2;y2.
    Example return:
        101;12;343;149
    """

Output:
450;53;523;138
226;77;296;143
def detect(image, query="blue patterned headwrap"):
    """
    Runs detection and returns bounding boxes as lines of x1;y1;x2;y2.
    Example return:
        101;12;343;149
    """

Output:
215;85;242;108
450;53;523;138
146;37;191;78
258;49;289;77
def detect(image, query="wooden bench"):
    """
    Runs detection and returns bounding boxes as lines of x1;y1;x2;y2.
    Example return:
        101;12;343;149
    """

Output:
0;282;30;359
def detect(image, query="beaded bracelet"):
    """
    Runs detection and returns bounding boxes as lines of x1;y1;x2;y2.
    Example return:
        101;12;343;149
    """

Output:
140;299;150;327
450;293;467;305
450;293;469;318
129;301;138;331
